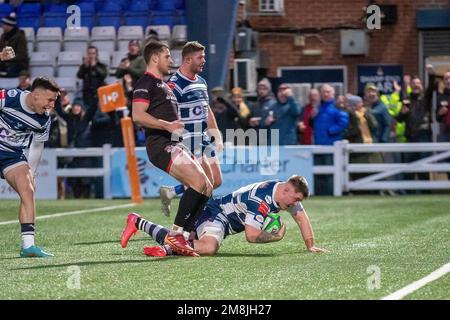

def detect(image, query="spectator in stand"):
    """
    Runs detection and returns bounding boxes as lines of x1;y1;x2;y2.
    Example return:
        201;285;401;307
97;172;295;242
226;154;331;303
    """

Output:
311;84;349;195
428;66;450;181
428;64;450;143
298;88;320;145
0;13;29;77
115;40;146;88
312;84;349;146
261;83;301;145
210;86;241;143
54;97;98;198
46;91;69;199
364;83;392;143
380;81;406;143
230;87;251;131
249;78;276;130
76;45;107;111
336;95;345;109
16;70;31;91
396;76;432;183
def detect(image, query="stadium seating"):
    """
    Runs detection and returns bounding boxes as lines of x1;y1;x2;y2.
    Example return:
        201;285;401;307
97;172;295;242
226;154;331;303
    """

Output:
54;76;79;93
117;26;143;51
171;49;182;68
17;16;40;30
36;27;62;57
57;51;82;77
156;0;177;12
42;12;67;29
0;3;14;17
30;51;55;78
64;27;90;54
98;51;111;69
21;27;35;54
16;3;41;16
123;12;149;29
1;77;18;90
91;26;116;53
146;25;171;42
97;12;122;30
44;4;68;14
111;51;129;70
77;2;96;15
172;25;187;45
128;1;149;12
2;0;188;83
150;14;176;27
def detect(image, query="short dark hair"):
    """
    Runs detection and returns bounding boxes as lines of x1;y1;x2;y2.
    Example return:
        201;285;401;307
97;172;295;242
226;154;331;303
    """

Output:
287;175;310;198
31;77;60;93
182;41;205;59
87;45;98;54
143;41;169;64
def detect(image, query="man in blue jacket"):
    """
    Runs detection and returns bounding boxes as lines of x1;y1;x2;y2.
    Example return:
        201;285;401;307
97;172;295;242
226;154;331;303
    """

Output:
311;84;349;195
262;83;301;145
312;84;349;146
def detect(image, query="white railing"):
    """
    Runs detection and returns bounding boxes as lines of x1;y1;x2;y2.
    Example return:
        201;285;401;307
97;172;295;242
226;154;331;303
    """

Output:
55;144;112;199
54;142;450;198
334;140;450;195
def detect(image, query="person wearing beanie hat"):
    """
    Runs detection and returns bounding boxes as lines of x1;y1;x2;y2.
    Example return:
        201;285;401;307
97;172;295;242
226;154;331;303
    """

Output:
0;12;29;77
249;78;276;135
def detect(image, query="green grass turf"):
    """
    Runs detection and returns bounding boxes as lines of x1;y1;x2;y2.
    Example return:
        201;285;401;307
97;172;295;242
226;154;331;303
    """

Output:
0;196;449;300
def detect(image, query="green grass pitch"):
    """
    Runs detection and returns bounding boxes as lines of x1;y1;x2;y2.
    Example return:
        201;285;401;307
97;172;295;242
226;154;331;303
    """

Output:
0;196;449;300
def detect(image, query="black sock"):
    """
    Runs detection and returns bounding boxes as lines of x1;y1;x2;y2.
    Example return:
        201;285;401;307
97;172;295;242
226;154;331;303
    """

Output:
184;195;210;232
135;217;169;245
174;187;209;230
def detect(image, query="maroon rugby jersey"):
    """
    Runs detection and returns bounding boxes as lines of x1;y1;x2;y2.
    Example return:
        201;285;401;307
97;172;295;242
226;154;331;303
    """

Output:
132;71;179;138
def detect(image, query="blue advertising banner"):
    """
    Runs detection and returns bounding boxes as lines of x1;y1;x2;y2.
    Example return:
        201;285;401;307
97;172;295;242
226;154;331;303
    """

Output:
357;64;403;96
111;146;314;198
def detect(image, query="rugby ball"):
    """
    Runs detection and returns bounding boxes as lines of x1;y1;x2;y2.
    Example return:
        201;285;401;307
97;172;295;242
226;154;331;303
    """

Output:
262;213;282;233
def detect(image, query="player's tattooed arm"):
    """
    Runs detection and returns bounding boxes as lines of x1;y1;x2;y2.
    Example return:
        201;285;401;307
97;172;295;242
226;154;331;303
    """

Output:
253;224;286;243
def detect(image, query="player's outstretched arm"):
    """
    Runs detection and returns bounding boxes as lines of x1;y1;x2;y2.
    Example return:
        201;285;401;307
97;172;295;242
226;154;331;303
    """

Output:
290;208;329;253
245;223;286;243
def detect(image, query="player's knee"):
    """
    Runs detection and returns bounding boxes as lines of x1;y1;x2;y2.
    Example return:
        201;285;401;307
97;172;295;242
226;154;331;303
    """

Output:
19;185;35;201
200;242;219;256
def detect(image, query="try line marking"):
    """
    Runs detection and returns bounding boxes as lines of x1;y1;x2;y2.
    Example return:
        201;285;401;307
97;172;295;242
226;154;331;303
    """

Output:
0;203;136;226
381;262;450;300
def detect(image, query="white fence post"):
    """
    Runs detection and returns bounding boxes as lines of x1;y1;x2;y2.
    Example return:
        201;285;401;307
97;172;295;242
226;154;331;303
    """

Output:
102;144;112;199
333;140;346;196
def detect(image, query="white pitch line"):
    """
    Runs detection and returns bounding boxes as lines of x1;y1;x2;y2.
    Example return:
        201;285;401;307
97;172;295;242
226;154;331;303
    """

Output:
0;203;137;226
382;262;450;300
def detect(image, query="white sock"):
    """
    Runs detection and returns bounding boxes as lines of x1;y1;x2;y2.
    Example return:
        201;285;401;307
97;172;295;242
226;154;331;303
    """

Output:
21;234;35;249
167;187;176;199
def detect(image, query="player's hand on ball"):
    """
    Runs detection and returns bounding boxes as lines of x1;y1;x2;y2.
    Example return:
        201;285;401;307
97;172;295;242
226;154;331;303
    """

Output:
308;246;329;253
272;223;286;240
1;46;15;61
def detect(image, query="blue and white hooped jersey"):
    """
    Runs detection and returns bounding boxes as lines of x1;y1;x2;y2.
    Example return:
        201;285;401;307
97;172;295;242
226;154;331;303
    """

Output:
199;180;304;237
0;88;50;154
167;70;209;149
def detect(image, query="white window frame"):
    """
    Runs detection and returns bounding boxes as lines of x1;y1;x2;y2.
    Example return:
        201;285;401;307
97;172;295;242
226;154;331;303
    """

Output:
259;0;284;15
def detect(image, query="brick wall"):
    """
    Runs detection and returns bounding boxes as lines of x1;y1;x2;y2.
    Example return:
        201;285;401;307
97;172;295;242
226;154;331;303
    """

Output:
243;0;450;93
